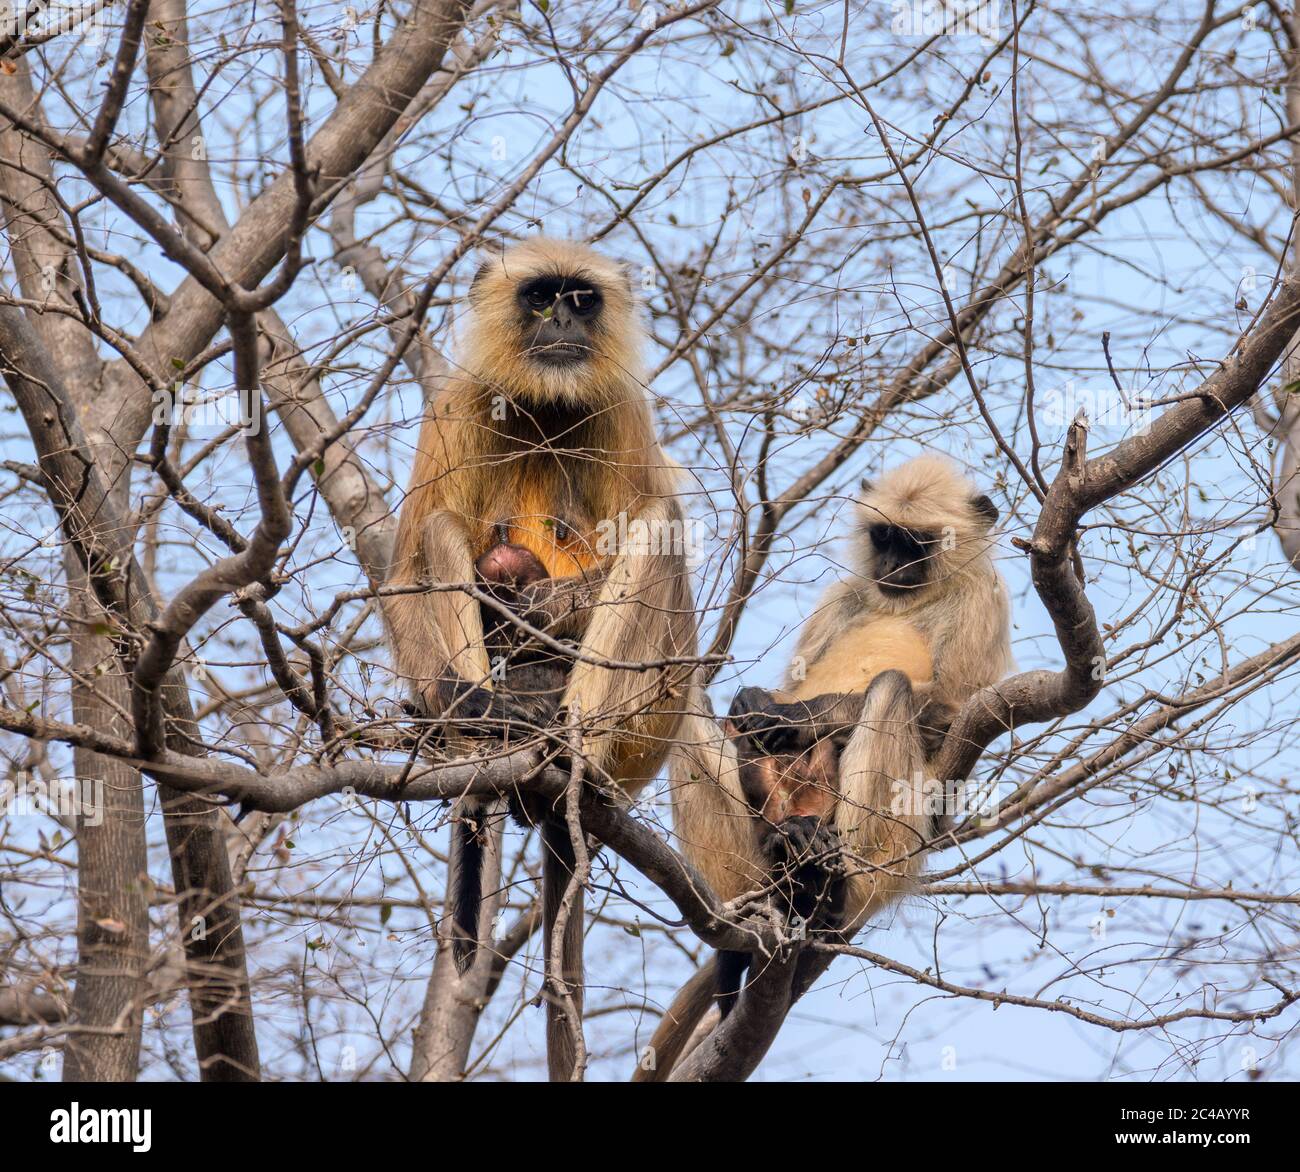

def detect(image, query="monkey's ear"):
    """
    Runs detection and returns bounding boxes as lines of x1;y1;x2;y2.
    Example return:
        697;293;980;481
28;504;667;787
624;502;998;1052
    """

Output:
970;493;999;528
469;240;506;292
858;476;874;495
617;260;638;297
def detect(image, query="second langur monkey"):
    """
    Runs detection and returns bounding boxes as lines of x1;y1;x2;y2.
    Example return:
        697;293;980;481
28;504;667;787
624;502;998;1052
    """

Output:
387;238;696;1080
638;455;1012;1080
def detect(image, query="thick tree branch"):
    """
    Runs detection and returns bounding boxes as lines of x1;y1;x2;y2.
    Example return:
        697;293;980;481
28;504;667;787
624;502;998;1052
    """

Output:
935;269;1300;783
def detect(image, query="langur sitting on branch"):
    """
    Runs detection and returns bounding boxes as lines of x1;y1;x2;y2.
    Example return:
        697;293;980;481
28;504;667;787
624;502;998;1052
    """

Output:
386;237;697;1080
639;455;1012;1080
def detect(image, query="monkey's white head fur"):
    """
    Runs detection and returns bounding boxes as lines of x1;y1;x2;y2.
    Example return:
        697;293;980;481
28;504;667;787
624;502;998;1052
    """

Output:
460;237;645;407
852;454;1001;608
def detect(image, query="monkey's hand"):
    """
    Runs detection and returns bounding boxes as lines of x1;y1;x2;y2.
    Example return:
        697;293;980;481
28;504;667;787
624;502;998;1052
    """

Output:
765;816;846;929
766;816;843;872
915;695;958;759
728;687;815;754
397;683;497;751
516;571;607;639
730;685;781;719
415;676;558;742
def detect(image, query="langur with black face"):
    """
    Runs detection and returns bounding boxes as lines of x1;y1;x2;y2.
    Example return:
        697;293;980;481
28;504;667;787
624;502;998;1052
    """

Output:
636;455;1012;1081
386;238;696;1081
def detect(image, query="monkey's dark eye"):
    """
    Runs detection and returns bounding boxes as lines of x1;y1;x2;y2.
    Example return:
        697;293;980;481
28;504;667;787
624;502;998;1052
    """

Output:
868;524;890;550
570;289;597;314
524;286;553;309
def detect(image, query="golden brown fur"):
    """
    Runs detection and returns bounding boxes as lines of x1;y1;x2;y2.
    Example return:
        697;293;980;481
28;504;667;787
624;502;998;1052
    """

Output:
388;237;695;776
783;614;933;698
640;455;1012;1080
386;238;696;1080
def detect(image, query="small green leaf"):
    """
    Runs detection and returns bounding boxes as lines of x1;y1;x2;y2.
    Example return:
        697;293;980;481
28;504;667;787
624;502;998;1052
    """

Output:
380;902;392;927
170;356;185;370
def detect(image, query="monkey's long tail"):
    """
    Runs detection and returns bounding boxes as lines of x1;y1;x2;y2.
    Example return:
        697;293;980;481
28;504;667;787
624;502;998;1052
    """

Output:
450;802;488;973
630;956;721;1082
542;818;584;1082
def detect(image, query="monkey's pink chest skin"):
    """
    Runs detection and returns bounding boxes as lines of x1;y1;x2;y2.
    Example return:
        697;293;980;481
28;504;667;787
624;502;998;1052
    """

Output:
475;542;549;588
475;483;603;581
790;615;933;699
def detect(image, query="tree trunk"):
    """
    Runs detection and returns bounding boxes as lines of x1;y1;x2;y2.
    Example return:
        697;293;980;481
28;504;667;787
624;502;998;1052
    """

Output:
61;576;149;1082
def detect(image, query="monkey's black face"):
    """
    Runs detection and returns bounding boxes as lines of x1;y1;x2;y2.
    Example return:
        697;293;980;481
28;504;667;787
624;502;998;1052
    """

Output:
516;274;603;367
867;523;939;595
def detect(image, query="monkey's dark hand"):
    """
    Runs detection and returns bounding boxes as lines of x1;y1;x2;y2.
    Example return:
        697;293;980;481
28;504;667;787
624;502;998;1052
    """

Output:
516;573;605;639
728;688;817;754
428;676;555;741
408;678;496;744
395;690;479;751
916;696;957;759
730;685;780;720
765;815;841;871
765;816;846;928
